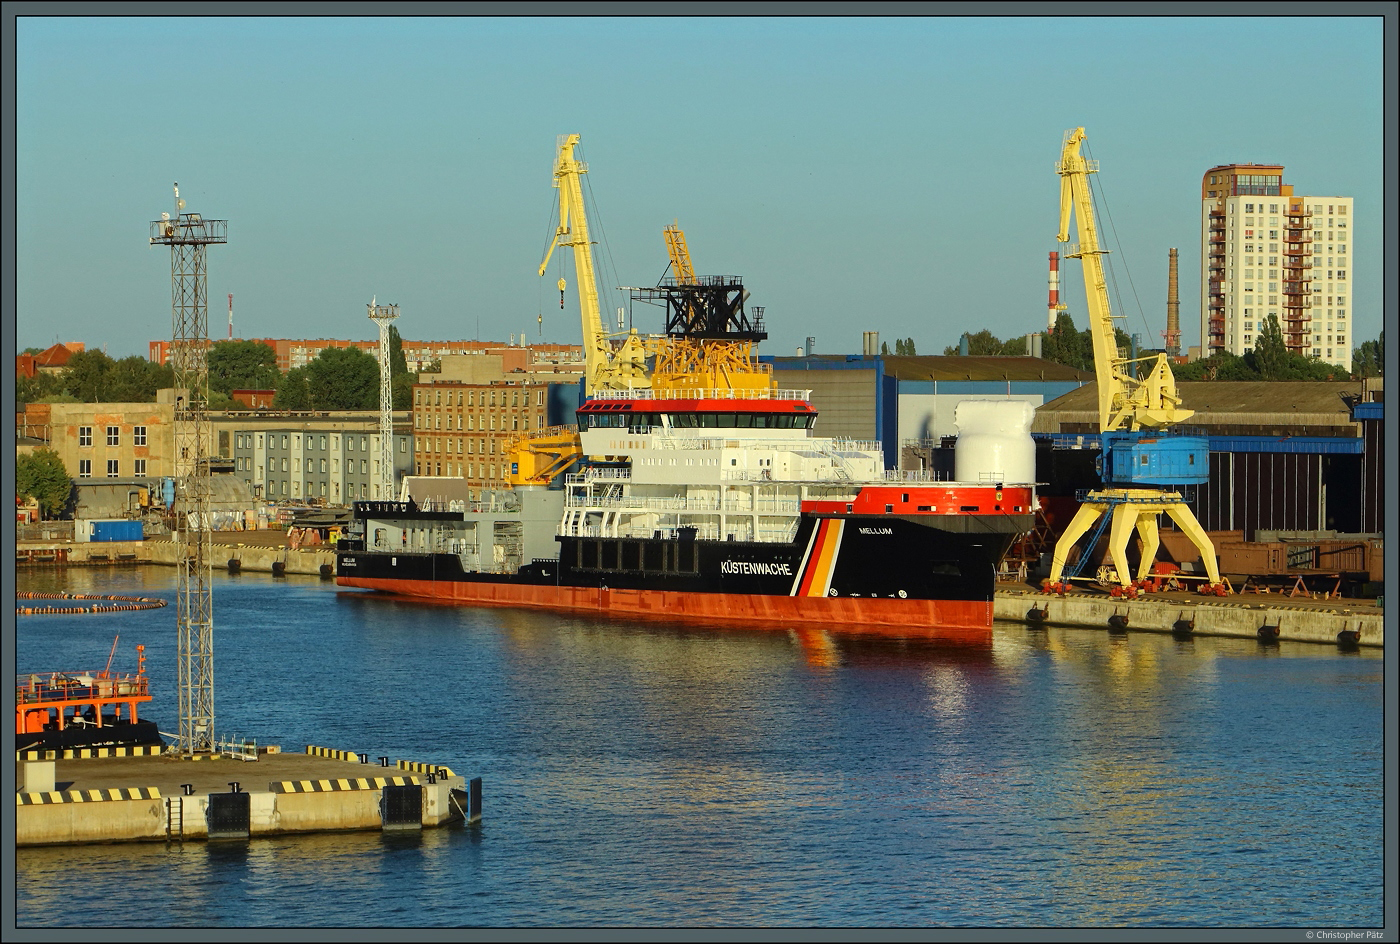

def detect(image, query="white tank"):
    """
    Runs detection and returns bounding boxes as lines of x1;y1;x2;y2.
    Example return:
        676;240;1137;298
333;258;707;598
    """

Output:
953;400;1036;485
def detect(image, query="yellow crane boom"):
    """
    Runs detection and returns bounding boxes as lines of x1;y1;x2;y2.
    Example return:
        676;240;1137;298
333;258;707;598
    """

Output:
538;134;648;396
1057;127;1193;432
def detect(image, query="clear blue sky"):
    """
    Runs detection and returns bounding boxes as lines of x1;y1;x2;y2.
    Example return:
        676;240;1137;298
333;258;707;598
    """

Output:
14;14;1387;360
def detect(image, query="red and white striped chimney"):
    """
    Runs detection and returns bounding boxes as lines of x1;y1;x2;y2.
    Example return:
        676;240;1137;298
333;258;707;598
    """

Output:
1047;251;1061;332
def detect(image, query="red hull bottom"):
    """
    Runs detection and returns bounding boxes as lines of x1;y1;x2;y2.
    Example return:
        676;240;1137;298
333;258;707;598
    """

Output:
335;576;992;639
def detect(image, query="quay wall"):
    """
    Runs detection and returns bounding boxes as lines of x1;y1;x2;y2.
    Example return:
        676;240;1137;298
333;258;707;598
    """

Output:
17;796;168;846
16;777;466;846
994;589;1383;647
17;539;336;576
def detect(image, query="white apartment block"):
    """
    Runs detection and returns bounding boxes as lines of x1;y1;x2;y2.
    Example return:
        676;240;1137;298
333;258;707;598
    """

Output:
1201;164;1353;368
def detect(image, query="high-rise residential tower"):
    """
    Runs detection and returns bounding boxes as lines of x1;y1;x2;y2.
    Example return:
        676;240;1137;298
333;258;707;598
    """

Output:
1200;164;1352;368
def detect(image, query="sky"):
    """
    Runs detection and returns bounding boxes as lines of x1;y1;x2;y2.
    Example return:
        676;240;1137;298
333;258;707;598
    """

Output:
12;12;1390;362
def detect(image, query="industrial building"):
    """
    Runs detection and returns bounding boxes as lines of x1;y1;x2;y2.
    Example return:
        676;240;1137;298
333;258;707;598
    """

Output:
761;353;1093;470
1200;164;1353;367
1033;379;1384;539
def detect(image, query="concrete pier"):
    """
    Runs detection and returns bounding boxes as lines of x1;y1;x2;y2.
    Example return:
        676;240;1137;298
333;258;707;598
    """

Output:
994;583;1383;647
15;746;478;847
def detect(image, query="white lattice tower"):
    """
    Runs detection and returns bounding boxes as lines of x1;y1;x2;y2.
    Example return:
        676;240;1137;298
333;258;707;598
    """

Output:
150;185;226;756
368;300;400;499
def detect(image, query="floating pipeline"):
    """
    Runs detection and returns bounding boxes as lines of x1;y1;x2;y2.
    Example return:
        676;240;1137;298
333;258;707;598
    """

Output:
16;592;168;616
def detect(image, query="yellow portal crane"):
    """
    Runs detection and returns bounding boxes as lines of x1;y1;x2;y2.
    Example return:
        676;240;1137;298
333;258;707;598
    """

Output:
1043;128;1228;598
538;134;649;396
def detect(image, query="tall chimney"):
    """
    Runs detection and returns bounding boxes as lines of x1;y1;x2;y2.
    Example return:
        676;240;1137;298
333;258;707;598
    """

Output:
1047;251;1061;332
1166;248;1180;356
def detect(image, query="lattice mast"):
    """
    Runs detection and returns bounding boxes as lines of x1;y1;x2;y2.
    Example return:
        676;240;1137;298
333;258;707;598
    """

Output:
149;184;226;755
368;299;399;499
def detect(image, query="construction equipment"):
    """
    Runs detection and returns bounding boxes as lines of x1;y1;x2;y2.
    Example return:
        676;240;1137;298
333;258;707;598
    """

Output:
538;134;649;396
506;425;583;487
1042;128;1228;598
634;222;773;396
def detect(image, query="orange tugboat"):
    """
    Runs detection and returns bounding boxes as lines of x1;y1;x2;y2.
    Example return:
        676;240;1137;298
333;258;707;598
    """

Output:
16;638;164;753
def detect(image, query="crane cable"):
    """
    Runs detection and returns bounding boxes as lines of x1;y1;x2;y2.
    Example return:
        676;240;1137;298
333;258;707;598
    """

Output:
579;150;625;335
1083;141;1154;355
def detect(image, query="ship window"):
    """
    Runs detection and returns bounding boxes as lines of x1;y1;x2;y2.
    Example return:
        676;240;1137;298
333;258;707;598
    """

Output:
901;494;909;503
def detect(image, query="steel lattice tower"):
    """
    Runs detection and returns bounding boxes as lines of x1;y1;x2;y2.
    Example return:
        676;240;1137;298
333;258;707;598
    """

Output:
150;185;226;756
368;300;399;500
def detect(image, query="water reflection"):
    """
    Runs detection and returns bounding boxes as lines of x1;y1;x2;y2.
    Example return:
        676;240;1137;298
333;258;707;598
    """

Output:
15;568;1385;928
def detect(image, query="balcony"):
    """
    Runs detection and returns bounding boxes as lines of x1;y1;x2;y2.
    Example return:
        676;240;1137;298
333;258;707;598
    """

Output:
1286;207;1312;217
1209;235;1225;244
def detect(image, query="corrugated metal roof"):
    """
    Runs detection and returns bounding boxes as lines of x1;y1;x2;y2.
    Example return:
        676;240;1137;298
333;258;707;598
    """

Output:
1041;380;1362;414
1035;381;1364;430
769;355;1094;383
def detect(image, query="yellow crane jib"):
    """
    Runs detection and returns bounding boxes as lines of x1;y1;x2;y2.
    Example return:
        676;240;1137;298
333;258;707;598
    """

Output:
1044;127;1226;599
539;134;650;396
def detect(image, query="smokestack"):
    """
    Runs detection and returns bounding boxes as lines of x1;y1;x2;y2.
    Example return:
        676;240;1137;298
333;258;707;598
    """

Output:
1047;251;1061;332
1165;248;1181;357
228;293;233;340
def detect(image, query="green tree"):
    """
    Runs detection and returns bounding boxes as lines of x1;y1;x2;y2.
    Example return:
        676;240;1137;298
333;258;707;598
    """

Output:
274;365;312;410
104;355;172;402
16;370;65;404
305;346;379;410
880;341;891;356
1000;335;1028;356
208;340;281;395
1040;314;1092;370
386;326;416;410
1249;314;1289;380
16;448;72;518
61;349;115;401
1353;333;1383;379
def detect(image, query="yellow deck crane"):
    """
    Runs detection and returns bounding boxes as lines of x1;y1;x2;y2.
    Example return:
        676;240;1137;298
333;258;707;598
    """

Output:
643;222;773;396
1042;128;1229;598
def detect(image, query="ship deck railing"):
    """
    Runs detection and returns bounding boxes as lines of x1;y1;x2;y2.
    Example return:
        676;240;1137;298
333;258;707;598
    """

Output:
16;672;150;705
569;525;797;543
564;495;802;514
566;468;632;484
590;388;812;402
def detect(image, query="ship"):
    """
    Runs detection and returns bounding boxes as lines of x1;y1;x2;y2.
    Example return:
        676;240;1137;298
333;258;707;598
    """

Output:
16;639;164;753
334;134;1038;638
336;389;1038;636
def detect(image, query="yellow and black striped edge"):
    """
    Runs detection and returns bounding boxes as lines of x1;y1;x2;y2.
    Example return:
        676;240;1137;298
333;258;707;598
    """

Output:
17;787;162;805
305;744;361;762
16;744;164;762
271;776;421;794
397;760;456;777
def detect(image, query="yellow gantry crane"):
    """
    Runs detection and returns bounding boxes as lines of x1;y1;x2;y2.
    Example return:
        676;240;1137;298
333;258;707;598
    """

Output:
1043;128;1228;598
538;134;650;396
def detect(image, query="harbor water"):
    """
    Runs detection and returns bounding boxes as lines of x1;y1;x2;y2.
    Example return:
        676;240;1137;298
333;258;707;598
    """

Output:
14;566;1385;929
